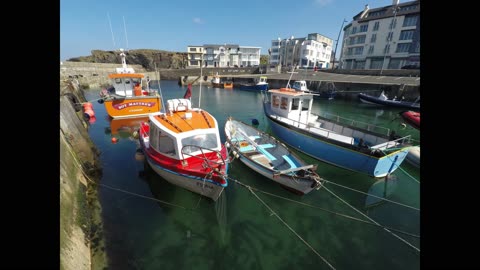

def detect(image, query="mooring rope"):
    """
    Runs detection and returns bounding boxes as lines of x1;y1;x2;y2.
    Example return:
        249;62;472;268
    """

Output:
229;177;419;238
245;185;336;270
321;179;420;211
61;131;200;211
323;185;420;253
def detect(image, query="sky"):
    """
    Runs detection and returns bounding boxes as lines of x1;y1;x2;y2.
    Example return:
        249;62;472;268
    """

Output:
60;0;402;61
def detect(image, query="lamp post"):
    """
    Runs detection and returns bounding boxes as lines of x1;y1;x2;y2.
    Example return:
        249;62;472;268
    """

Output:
291;40;299;68
332;18;347;69
283;38;290;67
380;5;399;75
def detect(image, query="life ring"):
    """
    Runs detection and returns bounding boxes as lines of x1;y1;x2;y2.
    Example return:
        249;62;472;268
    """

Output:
280;88;295;92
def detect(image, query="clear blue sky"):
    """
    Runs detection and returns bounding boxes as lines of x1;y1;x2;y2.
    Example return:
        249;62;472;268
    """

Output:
60;0;399;61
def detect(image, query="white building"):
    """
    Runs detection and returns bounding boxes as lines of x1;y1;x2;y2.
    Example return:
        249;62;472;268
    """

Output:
339;0;420;70
269;33;333;69
187;44;261;68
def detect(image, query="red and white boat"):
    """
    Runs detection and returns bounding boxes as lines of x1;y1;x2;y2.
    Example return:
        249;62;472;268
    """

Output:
400;111;420;130
138;97;229;201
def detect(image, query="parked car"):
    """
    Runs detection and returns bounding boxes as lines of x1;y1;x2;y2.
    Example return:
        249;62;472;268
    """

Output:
401;64;420;69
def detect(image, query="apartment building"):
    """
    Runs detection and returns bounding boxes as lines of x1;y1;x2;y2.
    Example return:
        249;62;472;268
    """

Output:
339;0;420;70
187;44;261;68
269;33;333;69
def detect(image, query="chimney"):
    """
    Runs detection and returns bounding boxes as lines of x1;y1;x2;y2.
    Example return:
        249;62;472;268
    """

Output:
360;4;370;18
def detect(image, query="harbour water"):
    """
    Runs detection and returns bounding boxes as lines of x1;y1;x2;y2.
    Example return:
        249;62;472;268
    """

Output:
84;80;420;270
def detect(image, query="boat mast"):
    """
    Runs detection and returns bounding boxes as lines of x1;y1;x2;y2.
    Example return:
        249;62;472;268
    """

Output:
199;54;203;108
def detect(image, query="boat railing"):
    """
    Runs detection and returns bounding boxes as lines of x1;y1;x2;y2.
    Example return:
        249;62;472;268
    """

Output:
272;115;355;145
370;135;412;151
180;145;228;172
319;112;391;136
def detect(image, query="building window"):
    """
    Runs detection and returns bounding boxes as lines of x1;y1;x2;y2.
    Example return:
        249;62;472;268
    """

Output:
413;42;420;53
384;44;390;54
189;48;197;52
348;37;355;45
356;35;366;44
373;21;380;31
354;60;366;69
368;45;374;54
399;30;415;40
354;47;363;55
347;48;353;56
370;58;383;69
369;10;386;17
403;15;418;27
351;26;357;34
272;48;279;53
399;5;418;12
386;32;393;42
359;24;368;32
389;18;397;29
370;33;377;43
272;41;280;46
396;43;411;53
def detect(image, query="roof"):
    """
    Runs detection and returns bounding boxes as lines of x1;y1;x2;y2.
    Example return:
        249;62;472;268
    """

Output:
354;0;420;23
108;73;144;79
152;110;216;134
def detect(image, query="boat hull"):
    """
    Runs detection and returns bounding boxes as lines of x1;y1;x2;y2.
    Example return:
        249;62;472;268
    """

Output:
358;93;420;111
264;107;408;178
405;146;420;168
233;153;319;194
103;96;162;119
238;84;268;91
144;154;225;201
211;82;224;88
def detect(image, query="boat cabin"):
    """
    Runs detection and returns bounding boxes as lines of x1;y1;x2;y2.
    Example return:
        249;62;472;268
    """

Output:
268;88;315;126
147;99;222;160
257;76;268;85
108;73;144;97
292;80;308;91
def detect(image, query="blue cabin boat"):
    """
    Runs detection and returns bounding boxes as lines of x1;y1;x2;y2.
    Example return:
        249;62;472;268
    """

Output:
262;88;412;178
238;76;269;91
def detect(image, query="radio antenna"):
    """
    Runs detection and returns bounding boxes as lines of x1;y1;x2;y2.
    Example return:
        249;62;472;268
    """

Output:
107;12;116;48
123;16;129;51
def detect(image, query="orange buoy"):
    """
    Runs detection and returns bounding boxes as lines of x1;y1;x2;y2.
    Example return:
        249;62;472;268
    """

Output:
111;137;118;143
83;102;95;119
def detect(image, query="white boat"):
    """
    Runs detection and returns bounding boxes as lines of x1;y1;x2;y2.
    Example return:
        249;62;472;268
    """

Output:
262;87;413;178
138;97;229;202
224;117;323;195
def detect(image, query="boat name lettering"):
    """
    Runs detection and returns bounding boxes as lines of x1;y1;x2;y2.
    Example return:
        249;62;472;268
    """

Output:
195;182;214;189
113;102;156;110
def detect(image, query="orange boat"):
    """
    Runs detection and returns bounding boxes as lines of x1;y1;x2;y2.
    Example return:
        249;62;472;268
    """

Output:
99;49;162;119
223;81;233;89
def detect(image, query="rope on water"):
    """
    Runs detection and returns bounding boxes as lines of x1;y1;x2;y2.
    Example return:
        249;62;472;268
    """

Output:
229;178;419;238
322;179;420;211
323;185;420;253
60;131;200;211
380;147;420;184
245;185;336;270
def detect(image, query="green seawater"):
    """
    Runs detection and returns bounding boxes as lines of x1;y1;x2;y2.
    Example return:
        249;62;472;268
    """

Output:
84;80;420;270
